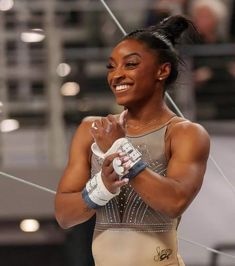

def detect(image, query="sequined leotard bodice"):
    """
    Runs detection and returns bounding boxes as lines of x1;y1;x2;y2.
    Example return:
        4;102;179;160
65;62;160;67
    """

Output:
91;123;178;232
91;119;185;266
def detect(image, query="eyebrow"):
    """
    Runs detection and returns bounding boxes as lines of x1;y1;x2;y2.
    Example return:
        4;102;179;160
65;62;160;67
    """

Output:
109;52;142;61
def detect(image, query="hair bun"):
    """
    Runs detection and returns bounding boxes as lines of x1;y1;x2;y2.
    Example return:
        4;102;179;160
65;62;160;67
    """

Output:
156;15;197;45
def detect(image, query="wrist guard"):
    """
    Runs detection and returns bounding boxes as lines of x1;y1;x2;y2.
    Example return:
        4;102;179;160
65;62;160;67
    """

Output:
112;138;147;180
82;171;119;209
92;138;147;180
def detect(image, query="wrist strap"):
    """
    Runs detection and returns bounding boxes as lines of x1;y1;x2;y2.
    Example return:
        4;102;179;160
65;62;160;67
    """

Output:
122;160;147;180
91;138;128;159
111;138;146;179
91;137;147;181
82;171;120;209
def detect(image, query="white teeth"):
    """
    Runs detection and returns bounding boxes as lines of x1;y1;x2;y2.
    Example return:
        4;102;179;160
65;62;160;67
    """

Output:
115;84;130;91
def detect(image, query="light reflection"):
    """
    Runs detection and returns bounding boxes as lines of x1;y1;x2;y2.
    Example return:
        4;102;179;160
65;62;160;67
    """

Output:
21;29;45;43
20;219;40;233
0;0;14;11
0;119;19;133
56;63;71;77
61;82;80;96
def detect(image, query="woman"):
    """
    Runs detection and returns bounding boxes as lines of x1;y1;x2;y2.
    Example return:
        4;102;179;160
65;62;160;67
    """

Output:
55;15;210;265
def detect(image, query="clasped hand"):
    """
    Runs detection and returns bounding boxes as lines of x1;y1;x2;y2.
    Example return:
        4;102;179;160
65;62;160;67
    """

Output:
90;111;129;193
90;111;127;153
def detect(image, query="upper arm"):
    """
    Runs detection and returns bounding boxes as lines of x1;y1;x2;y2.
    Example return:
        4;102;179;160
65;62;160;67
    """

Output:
57;120;94;193
166;122;210;200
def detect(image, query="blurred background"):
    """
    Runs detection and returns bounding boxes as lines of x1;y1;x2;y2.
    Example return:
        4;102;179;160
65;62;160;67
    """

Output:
0;0;235;265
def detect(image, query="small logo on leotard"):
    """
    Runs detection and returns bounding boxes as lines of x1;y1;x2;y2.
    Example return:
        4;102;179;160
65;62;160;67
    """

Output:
154;246;172;262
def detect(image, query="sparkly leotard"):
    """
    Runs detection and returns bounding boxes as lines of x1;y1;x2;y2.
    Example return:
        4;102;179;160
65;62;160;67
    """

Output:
91;118;185;266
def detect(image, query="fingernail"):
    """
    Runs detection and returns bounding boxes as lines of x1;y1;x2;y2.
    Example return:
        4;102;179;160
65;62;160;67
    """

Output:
123;160;132;168
122;156;130;162
113;158;122;166
105;124;112;133
91;122;98;130
123;178;129;183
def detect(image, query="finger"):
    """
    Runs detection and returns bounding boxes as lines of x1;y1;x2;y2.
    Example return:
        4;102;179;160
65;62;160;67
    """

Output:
113;178;129;188
103;153;119;167
101;117;112;133
91;119;105;138
102;164;120;185
119;109;128;128
101;117;107;127
94;119;102;129
122;160;132;171
119;109;128;127
90;123;99;136
121;155;132;171
109;170;119;181
91;121;98;130
120;155;130;163
90;130;98;142
104;159;118;176
107;114;117;127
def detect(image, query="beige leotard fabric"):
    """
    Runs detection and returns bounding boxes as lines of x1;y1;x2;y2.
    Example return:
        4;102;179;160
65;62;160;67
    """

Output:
91;117;185;266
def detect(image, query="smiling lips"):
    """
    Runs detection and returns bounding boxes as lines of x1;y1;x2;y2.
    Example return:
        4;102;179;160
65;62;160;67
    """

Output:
115;84;132;91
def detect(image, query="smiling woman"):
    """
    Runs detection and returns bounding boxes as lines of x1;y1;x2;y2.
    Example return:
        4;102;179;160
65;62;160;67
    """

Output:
55;15;210;266
107;41;164;107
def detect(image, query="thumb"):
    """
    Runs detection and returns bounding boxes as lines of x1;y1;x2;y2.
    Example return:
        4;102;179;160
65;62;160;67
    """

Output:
119;109;128;128
114;178;129;189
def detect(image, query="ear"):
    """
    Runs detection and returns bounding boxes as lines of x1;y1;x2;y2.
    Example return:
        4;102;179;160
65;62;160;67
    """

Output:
156;63;171;81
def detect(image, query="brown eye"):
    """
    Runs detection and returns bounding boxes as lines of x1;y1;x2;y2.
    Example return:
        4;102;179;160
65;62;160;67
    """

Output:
125;62;139;68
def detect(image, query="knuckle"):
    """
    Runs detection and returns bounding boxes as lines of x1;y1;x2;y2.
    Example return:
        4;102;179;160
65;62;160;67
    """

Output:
108;114;115;121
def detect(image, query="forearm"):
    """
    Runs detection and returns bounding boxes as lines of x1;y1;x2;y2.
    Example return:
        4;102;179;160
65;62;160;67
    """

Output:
55;192;95;229
130;168;193;218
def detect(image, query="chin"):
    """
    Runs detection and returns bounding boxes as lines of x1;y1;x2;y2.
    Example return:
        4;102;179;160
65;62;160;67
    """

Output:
115;95;144;109
116;102;136;111
115;97;132;107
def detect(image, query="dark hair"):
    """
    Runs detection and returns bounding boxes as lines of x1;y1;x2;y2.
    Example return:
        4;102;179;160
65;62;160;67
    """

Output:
123;15;199;88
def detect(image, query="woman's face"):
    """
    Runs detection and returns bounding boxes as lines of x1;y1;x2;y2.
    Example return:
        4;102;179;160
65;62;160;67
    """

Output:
107;39;162;107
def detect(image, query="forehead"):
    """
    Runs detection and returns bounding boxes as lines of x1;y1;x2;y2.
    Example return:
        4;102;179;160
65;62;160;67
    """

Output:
110;39;157;60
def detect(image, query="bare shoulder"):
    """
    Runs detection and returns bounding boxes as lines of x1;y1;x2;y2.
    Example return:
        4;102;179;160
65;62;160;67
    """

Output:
167;118;210;161
171;119;210;141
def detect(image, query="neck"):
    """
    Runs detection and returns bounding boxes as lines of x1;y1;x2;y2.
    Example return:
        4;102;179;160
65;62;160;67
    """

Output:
125;101;174;126
123;84;176;128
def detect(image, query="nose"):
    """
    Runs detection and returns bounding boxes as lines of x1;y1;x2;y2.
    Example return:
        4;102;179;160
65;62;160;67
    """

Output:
109;67;126;85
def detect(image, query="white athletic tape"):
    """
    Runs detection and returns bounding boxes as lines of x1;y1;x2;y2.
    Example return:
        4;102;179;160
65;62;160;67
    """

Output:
91;137;126;159
113;158;125;175
92;137;145;178
82;171;120;209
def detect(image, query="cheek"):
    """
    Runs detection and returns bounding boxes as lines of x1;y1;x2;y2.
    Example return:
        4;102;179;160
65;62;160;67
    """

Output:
134;68;157;85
